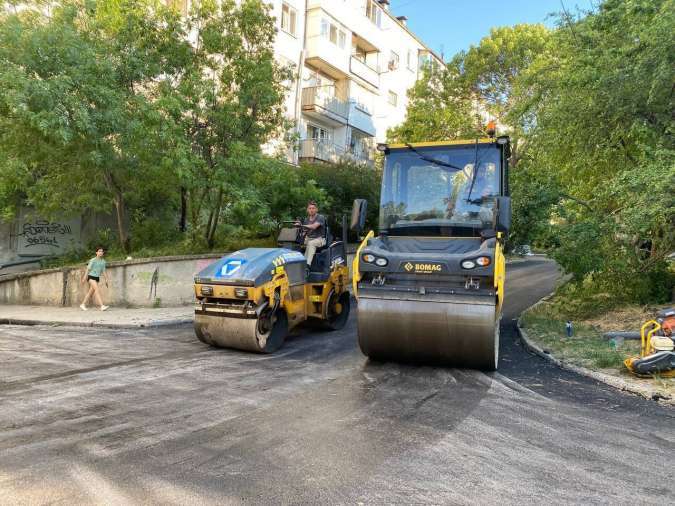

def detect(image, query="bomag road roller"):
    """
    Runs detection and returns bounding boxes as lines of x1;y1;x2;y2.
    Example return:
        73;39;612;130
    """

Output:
351;136;512;370
193;222;350;353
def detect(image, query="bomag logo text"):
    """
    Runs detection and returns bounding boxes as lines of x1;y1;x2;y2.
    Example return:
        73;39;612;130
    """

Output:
404;262;443;274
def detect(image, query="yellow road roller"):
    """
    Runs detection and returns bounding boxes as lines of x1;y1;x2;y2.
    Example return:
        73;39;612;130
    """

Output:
193;224;350;353
351;137;512;370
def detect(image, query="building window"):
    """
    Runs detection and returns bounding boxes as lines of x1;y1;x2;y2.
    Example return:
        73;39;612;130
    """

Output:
388;51;399;71
308;124;331;142
281;3;297;36
321;17;347;51
388;91;398;107
338;30;347;49
353;45;367;62
365;0;382;27
419;51;434;71
407;49;415;71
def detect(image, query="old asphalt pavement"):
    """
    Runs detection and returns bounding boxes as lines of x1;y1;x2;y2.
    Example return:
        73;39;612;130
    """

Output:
0;257;673;504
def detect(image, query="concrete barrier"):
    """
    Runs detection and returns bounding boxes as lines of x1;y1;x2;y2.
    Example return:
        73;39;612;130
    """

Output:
0;249;357;308
0;254;223;308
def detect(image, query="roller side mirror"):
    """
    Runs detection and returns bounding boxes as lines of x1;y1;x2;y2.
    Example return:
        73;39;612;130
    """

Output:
494;196;511;235
350;199;368;233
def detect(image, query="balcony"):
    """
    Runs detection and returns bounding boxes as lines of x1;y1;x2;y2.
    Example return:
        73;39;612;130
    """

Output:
301;86;349;125
298;139;345;164
348;101;376;136
305;36;350;79
350;56;380;88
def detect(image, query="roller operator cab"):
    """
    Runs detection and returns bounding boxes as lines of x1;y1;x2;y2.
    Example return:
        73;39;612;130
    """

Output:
353;137;511;370
193;222;351;353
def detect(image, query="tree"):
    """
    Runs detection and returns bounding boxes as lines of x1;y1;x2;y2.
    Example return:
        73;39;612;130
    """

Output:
158;0;293;248
0;0;184;252
518;0;675;303
387;65;479;143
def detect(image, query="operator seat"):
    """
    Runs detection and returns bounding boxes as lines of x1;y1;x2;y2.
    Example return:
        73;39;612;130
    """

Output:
307;224;346;283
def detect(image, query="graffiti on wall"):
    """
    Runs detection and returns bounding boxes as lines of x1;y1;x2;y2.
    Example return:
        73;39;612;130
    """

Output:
17;217;81;256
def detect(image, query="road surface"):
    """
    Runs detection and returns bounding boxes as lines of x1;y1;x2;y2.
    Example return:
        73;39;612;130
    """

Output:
0;258;673;504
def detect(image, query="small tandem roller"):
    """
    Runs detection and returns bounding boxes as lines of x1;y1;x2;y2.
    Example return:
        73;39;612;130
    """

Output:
352;136;512;370
193;224;350;353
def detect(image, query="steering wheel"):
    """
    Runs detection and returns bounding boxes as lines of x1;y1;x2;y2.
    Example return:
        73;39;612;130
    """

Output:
282;219;306;244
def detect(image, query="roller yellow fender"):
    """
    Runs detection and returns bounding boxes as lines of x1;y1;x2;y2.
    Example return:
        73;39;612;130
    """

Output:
352;230;374;299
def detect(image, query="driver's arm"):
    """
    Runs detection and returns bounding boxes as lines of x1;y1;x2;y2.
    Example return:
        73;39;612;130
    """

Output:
303;221;321;230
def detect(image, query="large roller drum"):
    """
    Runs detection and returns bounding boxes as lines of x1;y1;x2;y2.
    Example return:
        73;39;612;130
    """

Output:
357;293;499;370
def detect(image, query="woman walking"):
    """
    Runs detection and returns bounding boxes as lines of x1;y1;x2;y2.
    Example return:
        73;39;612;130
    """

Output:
80;246;109;311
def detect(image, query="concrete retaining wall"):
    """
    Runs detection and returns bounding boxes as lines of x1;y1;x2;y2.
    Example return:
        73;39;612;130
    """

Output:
0;254;222;308
0;250;356;308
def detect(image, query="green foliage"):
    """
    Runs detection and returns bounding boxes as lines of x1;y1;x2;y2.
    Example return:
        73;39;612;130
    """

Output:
387;65;480;143
521;302;639;370
0;0;184;251
156;0;293;247
519;0;675;305
298;161;381;232
0;0;292;252
391;3;674;308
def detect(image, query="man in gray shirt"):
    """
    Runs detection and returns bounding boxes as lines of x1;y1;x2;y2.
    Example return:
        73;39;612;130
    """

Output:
296;201;326;266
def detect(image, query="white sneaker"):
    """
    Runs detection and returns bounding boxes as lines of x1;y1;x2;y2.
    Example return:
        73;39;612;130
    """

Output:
100;305;109;311
80;304;88;311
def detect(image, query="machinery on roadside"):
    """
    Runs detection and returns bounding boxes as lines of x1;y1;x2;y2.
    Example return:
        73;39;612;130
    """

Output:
624;308;675;377
193;221;350;353
351;136;512;370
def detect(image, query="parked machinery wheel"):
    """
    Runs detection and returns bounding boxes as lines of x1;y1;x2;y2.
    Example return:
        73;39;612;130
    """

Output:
324;291;351;331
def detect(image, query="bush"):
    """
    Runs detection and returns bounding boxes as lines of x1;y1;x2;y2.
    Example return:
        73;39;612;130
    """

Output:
298;160;381;237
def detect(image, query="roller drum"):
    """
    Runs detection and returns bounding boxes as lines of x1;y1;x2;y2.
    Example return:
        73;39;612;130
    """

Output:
194;311;287;353
357;295;499;370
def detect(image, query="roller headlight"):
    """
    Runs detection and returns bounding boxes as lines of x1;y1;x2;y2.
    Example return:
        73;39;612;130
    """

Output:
476;256;491;267
200;285;213;295
234;287;248;298
461;260;476;269
363;254;375;263
375;257;388;267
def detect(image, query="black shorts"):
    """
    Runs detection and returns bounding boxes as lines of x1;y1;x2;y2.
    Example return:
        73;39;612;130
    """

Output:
87;275;100;283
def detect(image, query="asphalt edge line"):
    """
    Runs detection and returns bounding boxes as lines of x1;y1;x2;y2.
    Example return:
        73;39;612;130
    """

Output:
516;295;673;405
0;317;193;330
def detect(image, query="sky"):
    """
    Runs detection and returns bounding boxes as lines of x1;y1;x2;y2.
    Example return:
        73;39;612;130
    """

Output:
388;0;597;59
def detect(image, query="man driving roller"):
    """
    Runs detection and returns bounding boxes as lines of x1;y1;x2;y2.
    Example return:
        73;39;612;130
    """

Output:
295;201;326;266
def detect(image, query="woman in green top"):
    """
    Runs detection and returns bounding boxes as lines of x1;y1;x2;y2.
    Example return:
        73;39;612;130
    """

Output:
80;247;110;311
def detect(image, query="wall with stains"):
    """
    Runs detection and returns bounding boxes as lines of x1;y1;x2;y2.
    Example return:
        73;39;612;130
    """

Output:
0;254;222;308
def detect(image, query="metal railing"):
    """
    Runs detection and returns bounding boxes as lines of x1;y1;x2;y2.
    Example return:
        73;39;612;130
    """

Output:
301;86;349;120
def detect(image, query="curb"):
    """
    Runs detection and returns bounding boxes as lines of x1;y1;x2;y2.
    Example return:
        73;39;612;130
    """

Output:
0;317;193;330
516;298;673;405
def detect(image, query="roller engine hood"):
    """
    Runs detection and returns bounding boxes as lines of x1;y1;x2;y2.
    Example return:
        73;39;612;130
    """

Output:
194;248;305;287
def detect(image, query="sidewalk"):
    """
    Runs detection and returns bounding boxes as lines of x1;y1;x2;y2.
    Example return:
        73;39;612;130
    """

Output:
0;304;193;329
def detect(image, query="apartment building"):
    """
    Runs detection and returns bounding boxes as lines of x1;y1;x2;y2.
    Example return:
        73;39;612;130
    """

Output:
270;0;442;165
171;0;443;165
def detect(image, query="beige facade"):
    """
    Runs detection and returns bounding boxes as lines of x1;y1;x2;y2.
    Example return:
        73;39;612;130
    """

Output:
275;0;443;165
175;0;442;165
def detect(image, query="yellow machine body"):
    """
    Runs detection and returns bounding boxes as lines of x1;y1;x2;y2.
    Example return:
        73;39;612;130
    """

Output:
353;137;512;370
624;320;675;377
194;247;350;353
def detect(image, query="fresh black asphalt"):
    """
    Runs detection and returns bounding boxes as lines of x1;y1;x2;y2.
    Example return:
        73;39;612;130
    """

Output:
0;257;672;504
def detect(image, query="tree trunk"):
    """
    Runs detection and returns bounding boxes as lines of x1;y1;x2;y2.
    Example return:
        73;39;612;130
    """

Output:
112;191;130;253
206;186;224;248
179;186;187;233
103;170;130;253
